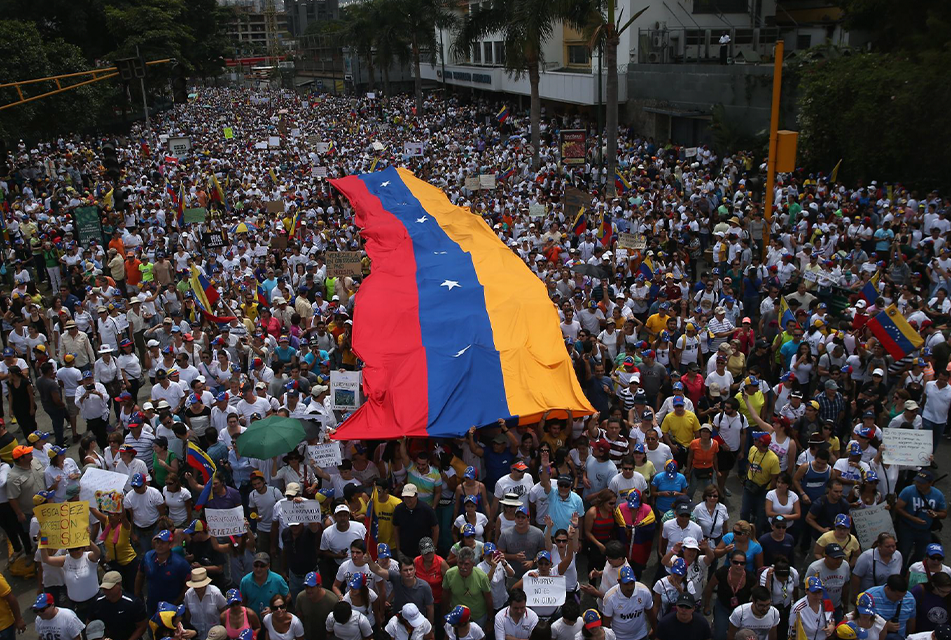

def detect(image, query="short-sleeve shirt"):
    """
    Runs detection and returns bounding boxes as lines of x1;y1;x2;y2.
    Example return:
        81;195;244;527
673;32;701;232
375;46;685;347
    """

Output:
728;603;780;640
442;566;492;621
746;447;780;487
35;608;85;640
688;439;719;469
240;570;290;616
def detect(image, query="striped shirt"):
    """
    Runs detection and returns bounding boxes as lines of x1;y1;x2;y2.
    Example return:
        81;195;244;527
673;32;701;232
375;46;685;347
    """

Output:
406;463;442;505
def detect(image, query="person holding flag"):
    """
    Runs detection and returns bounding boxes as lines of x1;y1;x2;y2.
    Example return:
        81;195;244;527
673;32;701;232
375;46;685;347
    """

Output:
789;577;836;640
185;440;218;511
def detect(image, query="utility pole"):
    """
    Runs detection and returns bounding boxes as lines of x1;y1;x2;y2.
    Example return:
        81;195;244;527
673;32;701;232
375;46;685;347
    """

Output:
762;39;784;257
136;46;149;132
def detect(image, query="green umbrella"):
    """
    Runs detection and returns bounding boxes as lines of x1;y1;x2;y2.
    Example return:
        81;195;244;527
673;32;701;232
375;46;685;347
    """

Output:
236;416;306;460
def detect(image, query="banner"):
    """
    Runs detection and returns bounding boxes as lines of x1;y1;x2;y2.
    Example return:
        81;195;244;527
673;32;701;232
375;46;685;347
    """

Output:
312;166;329;178
203;230;228;250
168;136;192;157
882;428;933;466
36;501;89;549
282;499;324;523
528;203;547;218
618;233;646;250
330;370;362;410
78;468;128;504
524;576;567;607
403;142;424;157
685;147;698;158
223;127;234;140
307;443;342;468
184;208;207;223
560;130;586;165
73;206;104;249
850;502;895;549
326;251;363;277
205;506;245;537
254;141;268;150
464;177;481;191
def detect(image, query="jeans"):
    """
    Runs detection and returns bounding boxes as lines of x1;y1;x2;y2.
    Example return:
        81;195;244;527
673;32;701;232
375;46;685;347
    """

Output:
922;417;946;453
47;407;67;447
714;599;732;639
288;571;306;609
741;482;768;532
687;470;716;499
897;520;934;569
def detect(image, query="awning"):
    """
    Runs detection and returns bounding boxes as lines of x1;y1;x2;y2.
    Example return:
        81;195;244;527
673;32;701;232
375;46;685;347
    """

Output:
642;106;712;120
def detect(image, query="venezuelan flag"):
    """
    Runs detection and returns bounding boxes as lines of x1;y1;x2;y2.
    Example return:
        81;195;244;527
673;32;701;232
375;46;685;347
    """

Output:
364;486;379;560
867;304;924;360
255;281;270;308
189;268;236;323
177;183;186;228
598;215;613;247
186;441;216;483
615;171;631;194
571;207;587;236
859;272;880;303
499;165;516;182
496;106;510;123
329;167;594;439
639;257;654;279
779;295;797;329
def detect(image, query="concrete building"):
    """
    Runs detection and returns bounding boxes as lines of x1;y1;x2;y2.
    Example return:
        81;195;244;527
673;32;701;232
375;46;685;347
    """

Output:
220;2;291;55
285;0;340;37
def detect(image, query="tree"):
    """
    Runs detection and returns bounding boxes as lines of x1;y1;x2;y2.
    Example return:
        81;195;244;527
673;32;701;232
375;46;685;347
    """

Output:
341;2;378;91
370;0;411;96
394;0;455;114
456;0;585;169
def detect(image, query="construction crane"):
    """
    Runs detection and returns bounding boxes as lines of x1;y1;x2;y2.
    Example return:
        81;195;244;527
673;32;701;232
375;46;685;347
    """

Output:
264;0;281;66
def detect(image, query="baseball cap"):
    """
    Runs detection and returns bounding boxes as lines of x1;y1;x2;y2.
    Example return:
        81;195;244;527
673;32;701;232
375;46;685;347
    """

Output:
806;576;824;592
32;593;55;611
825;542;846;558
377;543;392;559
184;519;206;534
754;432;772;445
676;592;696;608
511;461;528;471
253;552;270;565
916;469;935;484
303;572;321;587
401;484;418;497
86;620;106;640
446;605;471;626
130;473;146;488
834;514;852;528
618;566;636;583
226;589;243;605
419;537;435;554
153;529;172;542
583;609;602;629
855;591;875;615
835;621;868;640
927;543;945;558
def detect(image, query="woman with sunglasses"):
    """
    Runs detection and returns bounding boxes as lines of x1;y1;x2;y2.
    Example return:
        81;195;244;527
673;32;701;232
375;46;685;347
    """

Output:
693;485;729;548
765;473;801;540
453;496;489;543
261;593;304;640
848;469;885;509
714;520;763;573
703;550;755;639
453;464;490;518
583;489;619;573
272;449;317;498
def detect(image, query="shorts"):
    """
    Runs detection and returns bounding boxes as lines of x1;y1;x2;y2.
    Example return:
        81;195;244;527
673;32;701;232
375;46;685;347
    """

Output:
717;448;738;473
66;403;79;419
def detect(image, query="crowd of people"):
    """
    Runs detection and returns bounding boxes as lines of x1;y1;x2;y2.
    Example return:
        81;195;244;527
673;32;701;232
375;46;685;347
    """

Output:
0;86;949;640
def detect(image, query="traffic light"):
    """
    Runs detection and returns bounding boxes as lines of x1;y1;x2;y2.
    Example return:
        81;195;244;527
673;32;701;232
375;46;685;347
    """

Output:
102;142;120;181
116;58;135;81
132;57;146;79
113;187;127;213
171;63;187;104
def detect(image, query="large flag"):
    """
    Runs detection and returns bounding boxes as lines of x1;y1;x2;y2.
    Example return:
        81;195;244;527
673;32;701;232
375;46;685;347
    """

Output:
189;267;237;323
779;295;797;329
571;207;587;236
496;106;510;123
597;215;613;247
867;304;924;359
328;166;594;439
499;165;516;182
177;183;186;228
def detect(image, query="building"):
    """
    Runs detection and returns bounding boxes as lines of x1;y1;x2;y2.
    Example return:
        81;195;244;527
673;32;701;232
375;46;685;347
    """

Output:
285;0;340;37
221;2;292;56
420;0;865;145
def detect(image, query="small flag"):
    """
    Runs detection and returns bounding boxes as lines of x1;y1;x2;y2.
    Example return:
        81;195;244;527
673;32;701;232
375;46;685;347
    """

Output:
615;171;631;194
369;157;381;172
639;257;654;279
571;207;587;236
194;475;213;511
185;441;216;484
364;487;380;560
177;183;186;228
867;304;924;360
779;296;797;330
830;159;843;184
597;215;613;247
139;137;150;157
269;167;279;185
859;272;880;304
256;281;270;308
223;127;234;139
496;106;510;123
163;155;179;165
190;267;237;323
499;165;516;182
288;210;301;238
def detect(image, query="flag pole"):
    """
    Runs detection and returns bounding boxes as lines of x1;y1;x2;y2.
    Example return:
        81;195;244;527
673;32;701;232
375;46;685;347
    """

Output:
762;40;784;261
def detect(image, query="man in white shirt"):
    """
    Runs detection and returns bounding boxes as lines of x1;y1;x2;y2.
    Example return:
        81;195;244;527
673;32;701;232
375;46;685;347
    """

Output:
325;601;373;640
922;370;951;453
124;473;166;557
150;369;186;413
728;586;780;640
602;566;654;640
74;370;110;448
494;588;538;640
661;507;704;555
494;462;534;511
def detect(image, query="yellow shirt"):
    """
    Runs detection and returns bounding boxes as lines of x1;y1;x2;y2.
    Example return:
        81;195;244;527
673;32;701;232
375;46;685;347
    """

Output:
372;493;403;548
102;522;136;566
646;313;669;337
816;531;860;559
0;573;13;631
746;446;780;487
661;410;701;448
736;390;765;424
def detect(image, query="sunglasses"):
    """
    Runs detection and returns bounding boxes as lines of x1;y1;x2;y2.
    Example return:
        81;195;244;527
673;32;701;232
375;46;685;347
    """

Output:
676;604;694;610
554;539;568;544
733;529;746;535
274;603;287;610
253;563;268;568
731;560;745;565
774;524;787;529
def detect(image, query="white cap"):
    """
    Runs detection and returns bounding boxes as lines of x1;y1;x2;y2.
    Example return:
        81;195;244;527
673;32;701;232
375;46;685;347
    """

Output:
872;368;885;377
682;537;700;549
401;603;426;628
142;402;154;411
334;504;350;514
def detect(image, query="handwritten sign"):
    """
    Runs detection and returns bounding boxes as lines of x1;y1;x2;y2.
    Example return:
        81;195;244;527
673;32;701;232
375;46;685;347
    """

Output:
326;251;363;277
850;502;895;549
464;177;481;191
203;230;228;250
206;506;245;537
282;499;324;524
223;127;234;140
882;428;932;466
312;166;328;178
307;443;343;468
79;468;128;505
268;136;281;148
685;147;698;158
184;207;207;223
529;203;547;218
403;142;424;157
618;233;646;250
314;142;329;154
265;200;284;214
36;501;89;549
479;175;496;190
330;370;362;410
524;576;567;607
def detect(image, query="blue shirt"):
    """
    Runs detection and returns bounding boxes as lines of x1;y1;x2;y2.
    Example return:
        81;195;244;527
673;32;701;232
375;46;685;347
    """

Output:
142;550;191;613
273;346;297;364
547;488;585;533
205;484;243;509
651;472;687;513
228;449;253;487
719;532;763;572
240;570;289;616
865;585;916;635
899;484;947;530
779;339;802;371
483;447;515;492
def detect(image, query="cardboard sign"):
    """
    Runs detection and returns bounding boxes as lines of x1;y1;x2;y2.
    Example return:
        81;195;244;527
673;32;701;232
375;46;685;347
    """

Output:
685;147;698;158
307;443;343;468
36;501;90;549
479;174;496;190
330;370;362;410
282;499;324;523
270;235;288;250
223;127;234;139
529;203;547;218
326;251;363;277
371;141;385;151
564;187;588;216
268;136;281;148
618;233;646;250
850;503;896;549
882;428;933;467
524;576;567;607
254;141;268;150
265;200;285;214
206;506;245;537
203;230;228;249
290;128;301;138
78;468;128;505
313;166;328;178
465;177;481;191
314;142;330;154
184;207;207;223
559;130;586;165
168;136;192;157
404;142;424;157
73;206;103;249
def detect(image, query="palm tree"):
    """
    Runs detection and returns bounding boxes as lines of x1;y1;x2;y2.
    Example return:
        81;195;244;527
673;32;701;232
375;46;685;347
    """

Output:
371;0;411;96
341;3;377;91
391;0;456;114
456;0;586;170
584;1;648;195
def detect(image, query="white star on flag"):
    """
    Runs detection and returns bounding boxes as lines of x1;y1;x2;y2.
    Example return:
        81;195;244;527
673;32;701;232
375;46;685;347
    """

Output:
416;216;428;223
433;251;447;255
381;181;390;187
441;280;461;290
453;345;471;358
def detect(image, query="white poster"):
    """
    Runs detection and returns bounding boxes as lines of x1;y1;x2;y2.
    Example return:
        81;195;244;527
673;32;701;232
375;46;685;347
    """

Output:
254;141;268;150
314;142;330;154
307;443;342;468
268;136;281;148
290;128;301;138
205;506;246;537
850;503;896;549
281;499;324;523
403;142;424;157
479;174;496;190
464;177;481;191
524;576;567;607
330;370;362;411
168;136;192;157
371;141;385;151
79;468;129;504
528;203;547;218
882;428;933;466
366;92;376;99
312;166;328;178
685;147;698;158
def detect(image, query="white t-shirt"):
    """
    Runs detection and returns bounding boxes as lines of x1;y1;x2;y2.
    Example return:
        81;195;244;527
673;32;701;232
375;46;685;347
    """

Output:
62;553;100;603
728;603;781;640
263;613;305;640
124;487;165;527
661;519;704;545
326;611;372;640
602;583;653;640
35;608;85;640
692;502;729;542
384;614;433;640
550;618;583;640
608;471;648;499
335;559;383;590
446;621;487;640
923;380;951;423
163;487;193;526
765;489;800;524
320;521;367;565
494;474;534;509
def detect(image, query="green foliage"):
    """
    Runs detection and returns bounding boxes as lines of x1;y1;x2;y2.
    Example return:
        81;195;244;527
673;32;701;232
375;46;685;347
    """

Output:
794;49;951;190
836;0;951;53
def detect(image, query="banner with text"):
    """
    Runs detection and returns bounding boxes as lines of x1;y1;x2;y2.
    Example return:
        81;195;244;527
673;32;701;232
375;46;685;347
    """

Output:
882;428;933;466
330;370;362;410
206;506;246;537
36;501;90;549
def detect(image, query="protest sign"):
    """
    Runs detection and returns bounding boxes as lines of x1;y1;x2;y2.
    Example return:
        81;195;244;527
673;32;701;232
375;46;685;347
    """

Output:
265;200;284;214
36;501;89;549
850;502;895;549
268;136;281;148
524;576;567;607
78;468;128;505
270;235;288;250
290;128;301;138
184;207;207;223
307;443;342;468
203;230;228;250
367;92;376;100
73;206;104;249
465;177;481;191
206;506;245;537
223;127;234;139
618;233;647;250
254;141;268;150
330;370;362;410
479;174;496;190
564;187;588;216
685;147;698;158
529;203;547;218
882;428;933;466
314;142;330;154
282;499;324;523
560;130;586;165
404;142;424;157
168;136;192;157
326;251;363;277
313;166;329;178
371;141;385;151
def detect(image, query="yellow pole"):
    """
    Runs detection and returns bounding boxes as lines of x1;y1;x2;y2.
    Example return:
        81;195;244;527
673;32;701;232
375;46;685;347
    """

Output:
762;39;784;258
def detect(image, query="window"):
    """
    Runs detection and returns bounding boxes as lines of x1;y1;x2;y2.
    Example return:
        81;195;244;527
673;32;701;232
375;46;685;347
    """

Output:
796;33;812;50
494;41;505;65
484;42;493;64
693;0;748;13
568;45;590;65
472;44;481;63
